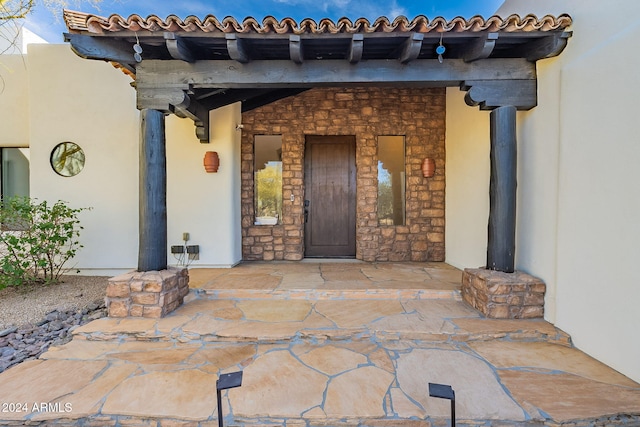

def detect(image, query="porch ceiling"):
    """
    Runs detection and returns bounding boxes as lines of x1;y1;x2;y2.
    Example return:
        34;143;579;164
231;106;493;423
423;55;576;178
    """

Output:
63;10;572;141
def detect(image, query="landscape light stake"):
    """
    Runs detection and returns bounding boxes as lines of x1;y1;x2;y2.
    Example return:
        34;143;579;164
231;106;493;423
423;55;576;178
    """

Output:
428;382;455;427
216;371;243;427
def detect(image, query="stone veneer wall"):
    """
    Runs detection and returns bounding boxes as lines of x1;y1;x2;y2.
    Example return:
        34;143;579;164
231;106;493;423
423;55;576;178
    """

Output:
462;268;546;319
105;268;189;318
241;88;445;262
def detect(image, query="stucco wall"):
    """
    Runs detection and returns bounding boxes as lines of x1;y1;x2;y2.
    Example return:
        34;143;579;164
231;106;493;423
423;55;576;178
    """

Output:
445;89;490;270
480;0;638;382
27;44;140;274
0;55;30;147
166;103;243;268
23;45;242;273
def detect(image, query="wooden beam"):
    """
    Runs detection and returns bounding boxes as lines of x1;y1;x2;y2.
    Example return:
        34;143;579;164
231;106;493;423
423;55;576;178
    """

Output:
524;32;572;61
462;80;537;111
348;34;364;64
136;87;190;112
164;32;196;62
198;88;274;110
463;33;498;62
171;101;210;143
194;88;227;100
226;34;250;63
398;33;424;64
136;58;536;89
138;109;168;272
65;33;135;67
289;35;304;64
487;105;517;273
241;88;309;112
137;88;210;143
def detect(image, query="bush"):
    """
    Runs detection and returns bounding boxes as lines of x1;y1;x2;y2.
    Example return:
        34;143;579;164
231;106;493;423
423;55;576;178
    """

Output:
0;197;88;289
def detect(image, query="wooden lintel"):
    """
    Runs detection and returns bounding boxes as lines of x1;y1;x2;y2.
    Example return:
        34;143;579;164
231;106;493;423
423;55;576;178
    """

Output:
525;32;572;61
398;33;424;64
463;33;498;62
136;58;536;89
289;35;304;64
226;34;250;63
348;34;364;64
65;33;135;66
164;32;196;63
462;79;537;110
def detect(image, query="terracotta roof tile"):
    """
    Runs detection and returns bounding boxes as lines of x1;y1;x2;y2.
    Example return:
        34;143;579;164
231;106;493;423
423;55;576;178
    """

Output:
63;10;572;35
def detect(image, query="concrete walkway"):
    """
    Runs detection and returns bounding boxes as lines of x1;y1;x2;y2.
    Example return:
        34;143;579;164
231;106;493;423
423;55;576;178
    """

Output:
0;262;638;426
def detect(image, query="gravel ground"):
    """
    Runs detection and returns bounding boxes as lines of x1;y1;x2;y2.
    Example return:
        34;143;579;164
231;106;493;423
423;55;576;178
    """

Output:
0;275;108;330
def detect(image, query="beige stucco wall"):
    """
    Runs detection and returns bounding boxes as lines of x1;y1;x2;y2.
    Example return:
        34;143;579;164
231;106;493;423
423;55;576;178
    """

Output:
446;0;640;382
166;103;243;268
0;55;30;147
21;44;242;273
445;89;490;270
27;44;140;274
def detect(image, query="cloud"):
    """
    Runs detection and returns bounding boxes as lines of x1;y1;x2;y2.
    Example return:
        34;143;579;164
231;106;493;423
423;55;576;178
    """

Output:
269;0;405;20
388;0;407;18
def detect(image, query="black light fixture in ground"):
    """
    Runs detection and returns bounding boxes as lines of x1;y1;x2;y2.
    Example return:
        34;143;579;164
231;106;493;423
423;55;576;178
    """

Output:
216;371;243;427
429;382;455;427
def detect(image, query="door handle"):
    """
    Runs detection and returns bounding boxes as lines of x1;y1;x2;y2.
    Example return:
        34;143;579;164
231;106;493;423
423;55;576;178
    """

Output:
304;200;310;223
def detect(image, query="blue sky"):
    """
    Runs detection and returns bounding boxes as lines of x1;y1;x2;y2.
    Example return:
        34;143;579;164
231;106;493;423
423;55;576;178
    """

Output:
24;0;505;43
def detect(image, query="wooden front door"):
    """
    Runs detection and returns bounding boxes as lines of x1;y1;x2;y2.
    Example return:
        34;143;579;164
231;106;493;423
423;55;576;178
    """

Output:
304;135;356;257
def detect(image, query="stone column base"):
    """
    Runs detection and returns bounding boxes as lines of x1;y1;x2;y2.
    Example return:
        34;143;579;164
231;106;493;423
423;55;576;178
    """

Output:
106;268;189;318
462;268;546;319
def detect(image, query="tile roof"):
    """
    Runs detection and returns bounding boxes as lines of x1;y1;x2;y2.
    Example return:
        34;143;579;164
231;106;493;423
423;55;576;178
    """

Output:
64;10;572;35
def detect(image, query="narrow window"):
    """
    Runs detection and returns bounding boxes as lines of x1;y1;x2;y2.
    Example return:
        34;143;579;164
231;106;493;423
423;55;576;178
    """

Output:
1;147;30;199
254;135;283;225
377;136;405;226
50;142;85;177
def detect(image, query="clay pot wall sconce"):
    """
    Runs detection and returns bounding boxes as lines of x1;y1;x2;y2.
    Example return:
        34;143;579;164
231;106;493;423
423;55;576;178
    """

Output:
421;158;436;178
204;151;220;173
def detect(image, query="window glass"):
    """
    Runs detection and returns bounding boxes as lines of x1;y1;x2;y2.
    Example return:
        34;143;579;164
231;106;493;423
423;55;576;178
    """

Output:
1;148;30;199
377;136;405;226
254;135;283;225
50;142;85;177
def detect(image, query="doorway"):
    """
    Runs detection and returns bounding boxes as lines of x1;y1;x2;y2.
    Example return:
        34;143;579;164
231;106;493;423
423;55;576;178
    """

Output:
304;135;356;257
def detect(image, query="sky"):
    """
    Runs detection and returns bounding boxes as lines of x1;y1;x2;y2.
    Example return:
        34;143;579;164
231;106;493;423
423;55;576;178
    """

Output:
21;0;505;44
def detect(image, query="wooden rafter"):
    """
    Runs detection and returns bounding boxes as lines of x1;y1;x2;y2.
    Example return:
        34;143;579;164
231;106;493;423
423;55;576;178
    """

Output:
164;32;196;62
347;34;364;64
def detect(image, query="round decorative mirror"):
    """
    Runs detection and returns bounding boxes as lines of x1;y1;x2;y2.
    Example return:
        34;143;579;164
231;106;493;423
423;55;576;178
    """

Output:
50;142;85;177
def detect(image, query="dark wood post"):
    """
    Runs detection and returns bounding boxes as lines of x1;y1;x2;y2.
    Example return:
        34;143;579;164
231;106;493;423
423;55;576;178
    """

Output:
138;109;168;272
487;105;517;273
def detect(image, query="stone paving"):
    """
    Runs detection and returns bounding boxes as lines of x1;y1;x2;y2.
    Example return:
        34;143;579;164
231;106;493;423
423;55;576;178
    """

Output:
0;262;639;426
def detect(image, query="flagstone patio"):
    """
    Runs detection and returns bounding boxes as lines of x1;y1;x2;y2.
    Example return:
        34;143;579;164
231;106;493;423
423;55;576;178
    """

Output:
0;262;638;426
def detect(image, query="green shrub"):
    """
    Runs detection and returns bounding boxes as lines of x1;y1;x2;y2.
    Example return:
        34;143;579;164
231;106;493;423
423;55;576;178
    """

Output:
0;197;88;289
